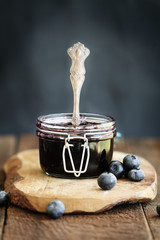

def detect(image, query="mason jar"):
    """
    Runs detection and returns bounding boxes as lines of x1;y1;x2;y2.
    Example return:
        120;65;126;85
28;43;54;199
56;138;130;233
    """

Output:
36;113;116;179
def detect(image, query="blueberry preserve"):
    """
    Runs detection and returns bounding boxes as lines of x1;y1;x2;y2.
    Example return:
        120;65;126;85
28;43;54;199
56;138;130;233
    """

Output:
36;113;116;179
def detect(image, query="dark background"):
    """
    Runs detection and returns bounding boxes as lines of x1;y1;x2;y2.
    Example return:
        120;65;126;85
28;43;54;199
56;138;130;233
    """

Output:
0;0;160;136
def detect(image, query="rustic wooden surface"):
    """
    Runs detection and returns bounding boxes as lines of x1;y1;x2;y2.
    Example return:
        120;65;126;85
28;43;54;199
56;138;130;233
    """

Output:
0;135;160;240
3;149;157;214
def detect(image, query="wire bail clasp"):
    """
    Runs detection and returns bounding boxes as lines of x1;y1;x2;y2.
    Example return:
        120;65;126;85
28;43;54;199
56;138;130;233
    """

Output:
62;135;90;177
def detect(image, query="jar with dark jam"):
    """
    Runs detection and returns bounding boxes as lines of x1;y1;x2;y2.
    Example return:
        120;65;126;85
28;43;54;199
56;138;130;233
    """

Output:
36;113;116;179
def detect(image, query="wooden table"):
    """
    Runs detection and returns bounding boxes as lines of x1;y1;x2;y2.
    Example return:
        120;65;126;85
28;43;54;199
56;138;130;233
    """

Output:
0;135;160;240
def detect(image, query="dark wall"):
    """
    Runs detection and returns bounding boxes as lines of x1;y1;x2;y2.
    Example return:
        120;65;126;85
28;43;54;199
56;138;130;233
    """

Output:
0;0;160;136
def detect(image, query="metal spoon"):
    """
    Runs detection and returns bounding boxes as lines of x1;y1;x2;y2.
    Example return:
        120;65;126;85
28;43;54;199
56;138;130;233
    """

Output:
67;42;90;127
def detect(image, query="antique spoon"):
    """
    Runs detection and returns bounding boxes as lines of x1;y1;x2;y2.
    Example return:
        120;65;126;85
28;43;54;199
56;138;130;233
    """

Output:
67;42;90;127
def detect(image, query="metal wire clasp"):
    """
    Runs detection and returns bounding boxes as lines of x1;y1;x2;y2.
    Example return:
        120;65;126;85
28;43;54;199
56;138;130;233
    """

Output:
62;135;90;177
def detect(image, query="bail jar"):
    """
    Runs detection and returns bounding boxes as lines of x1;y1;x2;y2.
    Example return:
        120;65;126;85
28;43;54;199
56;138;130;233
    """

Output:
36;113;116;179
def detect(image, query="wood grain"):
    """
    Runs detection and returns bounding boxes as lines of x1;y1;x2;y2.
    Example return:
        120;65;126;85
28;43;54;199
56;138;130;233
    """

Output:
2;135;155;240
124;139;160;240
3;150;157;213
0;135;17;240
2;204;152;240
17;134;38;151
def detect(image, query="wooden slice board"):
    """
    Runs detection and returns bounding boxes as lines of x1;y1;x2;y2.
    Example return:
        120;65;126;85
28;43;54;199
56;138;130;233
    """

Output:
3;149;157;214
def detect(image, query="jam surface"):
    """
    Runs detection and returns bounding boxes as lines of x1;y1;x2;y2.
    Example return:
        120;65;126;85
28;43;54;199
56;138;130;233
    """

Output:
39;137;113;179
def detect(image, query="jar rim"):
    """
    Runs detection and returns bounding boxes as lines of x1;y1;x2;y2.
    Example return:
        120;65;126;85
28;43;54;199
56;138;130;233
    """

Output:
36;113;116;140
37;113;115;131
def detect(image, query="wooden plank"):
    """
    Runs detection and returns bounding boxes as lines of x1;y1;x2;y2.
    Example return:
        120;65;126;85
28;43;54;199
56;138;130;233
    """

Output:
0;135;17;240
3;136;153;240
17;134;38;151
124;138;160;240
2;204;152;240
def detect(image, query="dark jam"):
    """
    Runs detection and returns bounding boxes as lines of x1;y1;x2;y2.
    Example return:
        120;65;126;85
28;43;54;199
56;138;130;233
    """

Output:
39;137;113;179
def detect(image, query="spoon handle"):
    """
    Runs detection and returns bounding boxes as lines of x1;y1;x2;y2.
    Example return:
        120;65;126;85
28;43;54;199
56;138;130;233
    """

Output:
67;42;90;126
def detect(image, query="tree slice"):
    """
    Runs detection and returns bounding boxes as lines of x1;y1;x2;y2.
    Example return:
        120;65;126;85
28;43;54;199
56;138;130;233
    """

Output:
3;150;157;214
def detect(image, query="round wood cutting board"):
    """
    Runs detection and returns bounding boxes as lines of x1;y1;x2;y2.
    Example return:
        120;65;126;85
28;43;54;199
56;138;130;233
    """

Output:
3;150;157;214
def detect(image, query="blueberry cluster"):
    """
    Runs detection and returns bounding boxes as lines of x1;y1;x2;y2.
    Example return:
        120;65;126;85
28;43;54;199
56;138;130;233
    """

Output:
98;154;145;191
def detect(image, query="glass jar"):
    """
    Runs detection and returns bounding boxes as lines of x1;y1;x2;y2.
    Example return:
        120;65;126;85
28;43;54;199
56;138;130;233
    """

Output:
36;113;116;179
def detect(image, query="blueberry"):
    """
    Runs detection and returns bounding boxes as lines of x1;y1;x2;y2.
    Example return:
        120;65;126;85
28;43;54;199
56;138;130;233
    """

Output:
124;167;140;178
108;161;124;179
156;203;160;216
123;154;140;170
128;169;145;181
98;172;117;190
0;191;8;206
46;200;65;219
116;132;122;138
